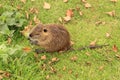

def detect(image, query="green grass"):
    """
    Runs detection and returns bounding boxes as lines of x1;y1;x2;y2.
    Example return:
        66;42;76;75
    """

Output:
0;0;120;80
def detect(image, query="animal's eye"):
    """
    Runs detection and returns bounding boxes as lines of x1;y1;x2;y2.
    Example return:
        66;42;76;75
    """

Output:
43;29;47;32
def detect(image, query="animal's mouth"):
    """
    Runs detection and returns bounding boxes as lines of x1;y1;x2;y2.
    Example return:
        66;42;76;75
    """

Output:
28;38;38;45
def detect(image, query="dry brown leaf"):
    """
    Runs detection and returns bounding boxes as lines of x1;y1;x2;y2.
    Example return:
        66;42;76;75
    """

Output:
79;11;83;16
29;7;39;14
25;11;29;19
7;37;12;44
33;15;40;24
68;70;73;74
110;0;117;3
85;3;92;8
0;75;3;80
51;57;59;62
20;25;32;37
90;39;97;46
106;10;115;17
81;0;87;3
63;66;66;71
63;0;68;3
115;54;120;59
16;5;21;10
85;52;90;56
43;2;51;9
85;61;91;66
22;47;31;52
20;0;26;4
70;55;78;61
95;21;105;25
0;4;2;8
112;45;118;52
41;64;47;70
41;55;47;60
63;16;71;22
106;33;111;38
66;9;73;17
50;67;56;73
70;41;74;46
3;72;11;78
99;66;104;71
46;75;50;80
31;0;35;1
58;17;63;23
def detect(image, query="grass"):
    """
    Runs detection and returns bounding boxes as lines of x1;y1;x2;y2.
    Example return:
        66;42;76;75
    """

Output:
0;0;120;80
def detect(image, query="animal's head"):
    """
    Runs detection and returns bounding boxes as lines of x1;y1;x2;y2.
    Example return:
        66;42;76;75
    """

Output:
28;24;52;46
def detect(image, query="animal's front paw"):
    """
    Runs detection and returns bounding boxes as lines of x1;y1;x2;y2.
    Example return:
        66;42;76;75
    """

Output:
35;49;46;54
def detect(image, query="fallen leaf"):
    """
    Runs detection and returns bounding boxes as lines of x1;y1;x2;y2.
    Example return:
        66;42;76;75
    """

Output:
16;5;22;10
99;65;104;71
85;52;90;56
76;7;80;11
115;54;120;59
79;11;83;16
50;67;56;73
33;15;40;24
3;72;11;78
22;47;31;52
63;16;71;22
112;45;118;52
20;0;26;4
58;17;63;23
31;0;35;1
63;66;66;71
66;9;73;17
51;57;59;62
25;11;29;19
68;70;73;74
70;41;74;46
41;64;47;70
70;55;78;61
63;0;68;3
43;2;51;9
95;21;105;25
0;4;2;8
29;7;39;14
0;75;3;80
41;55;46;60
75;73;79;78
7;37;12;44
106;33;111;38
85;61;91;66
46;75;50;80
85;3;92;8
106;10;115;17
20;25;32;37
81;0;87;3
0;70;5;74
90;39;97;46
110;0;117;3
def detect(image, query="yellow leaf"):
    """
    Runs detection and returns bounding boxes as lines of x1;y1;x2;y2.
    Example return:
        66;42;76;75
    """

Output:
106;10;115;17
20;0;26;4
41;55;47;60
85;3;92;8
63;0;68;3
43;2;51;9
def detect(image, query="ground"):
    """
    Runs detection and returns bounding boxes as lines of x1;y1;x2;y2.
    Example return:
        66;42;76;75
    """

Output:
0;0;120;80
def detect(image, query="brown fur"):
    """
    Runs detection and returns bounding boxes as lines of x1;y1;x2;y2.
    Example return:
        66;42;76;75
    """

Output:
29;24;71;52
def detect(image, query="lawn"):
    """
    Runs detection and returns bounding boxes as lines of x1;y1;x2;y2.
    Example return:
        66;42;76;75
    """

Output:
0;0;120;80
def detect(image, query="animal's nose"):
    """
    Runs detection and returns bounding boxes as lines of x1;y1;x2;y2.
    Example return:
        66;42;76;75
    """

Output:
29;33;33;37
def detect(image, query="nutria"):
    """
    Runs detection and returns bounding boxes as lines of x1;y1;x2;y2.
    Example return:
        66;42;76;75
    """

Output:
28;23;109;53
28;24;71;53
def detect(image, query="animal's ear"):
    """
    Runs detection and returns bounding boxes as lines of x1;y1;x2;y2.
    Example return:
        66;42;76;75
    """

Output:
37;23;44;27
